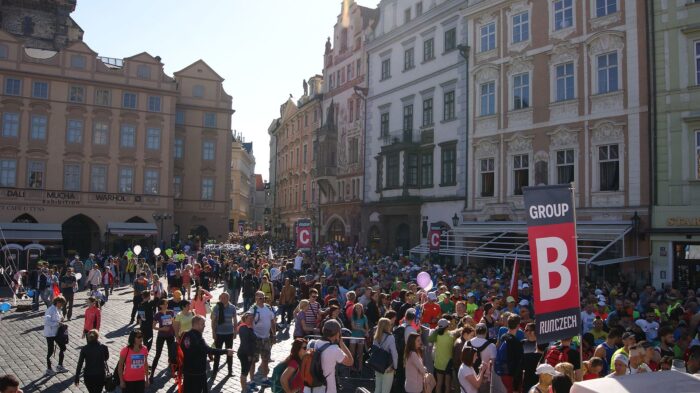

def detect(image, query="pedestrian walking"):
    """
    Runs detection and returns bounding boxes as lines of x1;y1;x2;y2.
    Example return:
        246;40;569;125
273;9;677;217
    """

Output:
174;300;195;339
211;292;238;376
237;312;257;392
180;315;234;392
74;329;109;393
117;329;150;393
82;297;101;341
130;272;149;324
137;290;157;351
182;265;193;300
306;319;354;393
227;263;242;306
86;264;101;292
59;267;77;320
373;318;398;393
249;290;276;383
150;298;177;383
278;277;296;328
192;287;213;317
44;296;68;375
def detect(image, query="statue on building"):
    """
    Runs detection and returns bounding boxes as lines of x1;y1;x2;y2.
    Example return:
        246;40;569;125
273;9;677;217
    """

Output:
325;37;332;55
326;100;335;127
303;79;308;96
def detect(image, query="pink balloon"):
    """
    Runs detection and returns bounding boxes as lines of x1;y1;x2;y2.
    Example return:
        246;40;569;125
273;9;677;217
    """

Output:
416;271;433;291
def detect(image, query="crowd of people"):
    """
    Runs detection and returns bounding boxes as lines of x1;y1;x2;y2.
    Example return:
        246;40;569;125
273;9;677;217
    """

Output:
4;236;700;393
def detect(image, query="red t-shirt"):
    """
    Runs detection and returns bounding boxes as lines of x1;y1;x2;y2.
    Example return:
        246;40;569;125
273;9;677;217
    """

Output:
422;303;442;328
120;346;149;382
287;359;304;391
583;373;599;380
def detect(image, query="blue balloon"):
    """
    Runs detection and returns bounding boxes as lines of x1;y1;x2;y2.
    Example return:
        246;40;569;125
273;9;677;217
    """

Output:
0;303;10;312
26;289;35;298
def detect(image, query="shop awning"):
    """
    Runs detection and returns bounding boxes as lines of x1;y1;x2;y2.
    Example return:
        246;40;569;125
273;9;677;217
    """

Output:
409;220;634;265
0;223;63;241
107;222;158;236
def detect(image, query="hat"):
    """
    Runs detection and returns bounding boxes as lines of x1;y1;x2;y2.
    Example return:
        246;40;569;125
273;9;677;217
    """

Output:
597;294;606;301
598;301;606;306
519;299;529;306
437;318;449;328
506;296;515;303
482;278;488;282
467;292;475;298
427;292;438;301
521;283;529;289
595;289;603;296
613;353;629;365
535;364;561;376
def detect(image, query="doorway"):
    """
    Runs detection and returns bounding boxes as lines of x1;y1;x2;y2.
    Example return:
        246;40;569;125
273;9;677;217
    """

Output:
62;214;100;258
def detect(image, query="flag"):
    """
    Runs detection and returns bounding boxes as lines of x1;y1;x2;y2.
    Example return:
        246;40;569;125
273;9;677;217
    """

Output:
509;257;519;302
269;246;274;260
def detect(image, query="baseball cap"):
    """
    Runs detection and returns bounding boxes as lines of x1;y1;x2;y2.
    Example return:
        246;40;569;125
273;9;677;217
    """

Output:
428;292;438;301
437;318;449;328
535;364;561;376
467;292;475;298
519;299;529;307
506;296;515;303
521;283;529;289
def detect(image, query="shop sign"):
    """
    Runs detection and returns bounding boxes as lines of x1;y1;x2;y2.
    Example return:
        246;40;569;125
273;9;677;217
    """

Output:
667;217;700;226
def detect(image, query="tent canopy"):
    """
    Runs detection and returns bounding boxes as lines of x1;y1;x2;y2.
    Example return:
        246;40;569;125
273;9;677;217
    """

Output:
0;223;63;241
1;244;23;251
570;370;700;393
107;222;157;236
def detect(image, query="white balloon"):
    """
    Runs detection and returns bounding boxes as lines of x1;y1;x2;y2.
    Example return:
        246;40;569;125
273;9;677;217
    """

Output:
75;273;82;281
154;247;161;256
134;245;142;256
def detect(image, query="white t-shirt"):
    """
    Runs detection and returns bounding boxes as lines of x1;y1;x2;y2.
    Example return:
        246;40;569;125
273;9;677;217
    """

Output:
249;304;275;339
294;256;303;271
465;337;496;377
581;311;596;334
458;364;478;393
304;340;345;393
635;319;659;342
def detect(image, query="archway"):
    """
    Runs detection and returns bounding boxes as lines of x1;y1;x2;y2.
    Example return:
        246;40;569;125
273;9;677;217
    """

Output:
12;213;38;223
190;225;209;241
396;223;410;254
126;216;148;223
368;226;381;252
62;214;100;258
327;219;345;243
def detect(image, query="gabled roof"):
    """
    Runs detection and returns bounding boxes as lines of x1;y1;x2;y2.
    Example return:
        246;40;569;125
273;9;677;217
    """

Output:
174;59;225;82
124;51;162;64
63;40;97;55
279;98;298;122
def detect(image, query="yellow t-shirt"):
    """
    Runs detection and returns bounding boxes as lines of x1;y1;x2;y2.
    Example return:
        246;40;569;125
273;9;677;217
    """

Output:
175;312;194;336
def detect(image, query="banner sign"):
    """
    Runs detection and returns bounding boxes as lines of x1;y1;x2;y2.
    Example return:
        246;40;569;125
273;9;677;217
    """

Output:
296;220;312;250
523;185;581;344
429;224;442;253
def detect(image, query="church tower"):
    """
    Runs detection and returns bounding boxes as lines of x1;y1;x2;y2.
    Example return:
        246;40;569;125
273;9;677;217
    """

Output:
0;0;84;50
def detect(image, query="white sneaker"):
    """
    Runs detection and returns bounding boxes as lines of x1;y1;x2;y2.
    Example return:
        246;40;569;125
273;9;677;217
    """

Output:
45;368;55;376
55;365;67;373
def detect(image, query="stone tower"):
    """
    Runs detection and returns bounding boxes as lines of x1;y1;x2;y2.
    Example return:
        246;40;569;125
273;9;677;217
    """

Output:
0;0;84;50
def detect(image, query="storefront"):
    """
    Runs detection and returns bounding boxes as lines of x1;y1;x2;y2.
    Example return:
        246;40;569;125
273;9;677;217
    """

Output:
650;207;700;290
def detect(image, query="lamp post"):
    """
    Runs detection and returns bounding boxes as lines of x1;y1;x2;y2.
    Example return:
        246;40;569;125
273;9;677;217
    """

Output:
452;213;460;228
152;212;172;247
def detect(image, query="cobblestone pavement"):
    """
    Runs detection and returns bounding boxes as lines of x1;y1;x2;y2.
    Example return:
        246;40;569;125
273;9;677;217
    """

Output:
0;282;375;393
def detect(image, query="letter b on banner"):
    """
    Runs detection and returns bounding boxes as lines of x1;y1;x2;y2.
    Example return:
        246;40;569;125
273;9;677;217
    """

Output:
535;237;571;301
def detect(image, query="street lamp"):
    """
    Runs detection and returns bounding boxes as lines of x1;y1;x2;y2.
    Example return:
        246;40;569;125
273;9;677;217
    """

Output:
452;213;460;228
152;212;172;246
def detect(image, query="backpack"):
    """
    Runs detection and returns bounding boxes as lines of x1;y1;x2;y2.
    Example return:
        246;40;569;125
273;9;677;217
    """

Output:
393;325;406;369
494;334;513;376
301;341;333;388
271;360;291;393
544;345;571;367
56;323;69;345
466;340;491;372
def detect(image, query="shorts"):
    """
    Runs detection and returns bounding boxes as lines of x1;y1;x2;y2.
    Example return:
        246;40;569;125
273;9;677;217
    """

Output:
253;338;272;363
434;359;453;375
238;353;253;375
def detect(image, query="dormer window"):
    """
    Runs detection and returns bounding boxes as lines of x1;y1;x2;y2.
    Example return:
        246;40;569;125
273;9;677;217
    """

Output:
70;55;86;69
137;64;151;79
193;85;205;98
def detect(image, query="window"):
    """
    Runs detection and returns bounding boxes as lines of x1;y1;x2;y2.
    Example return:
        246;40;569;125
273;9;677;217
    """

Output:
118;167;134;193
176;110;185;125
386;153;400;188
122;92;137;109
27;160;45;189
144;169;159;194
348;139;358;164
381;59;391;80
441;146;456;185
146;127;161;150
136;65;151;79
404;47;415;70
480;82;496;116
380;112;390;138
66;119;83;144
422;98;434;126
416;2;423;16
444;28;457;52
596;0;617;17
329;74;335;90
303;144;308;164
403;104;413;141
2;112;19;137
697;132;700;179
174;137;184;159
70;55;86;69
512;12;529;43
201;178;215;200
421;151;433;187
480;158;495;197
404;8;411;24
513;154;529;195
0;44;7;59
92;121;109;145
0;159;17;187
555;62;575;101
407;153;418;187
554;0;573;30
95;88;111;106
598;144;619;191
5;78;21;96
347;64;353;81
556;149;575;184
349;101;354;123
30;114;47;140
443;91;455;120
597;52;618;94
423;38;435;61
356;99;361;120
356;58;362;76
202;140;215;160
480;22;496;52
90;165;107;192
695;41;700;85
173;175;183;198
69;85;85;103
148;96;161;112
32;81;48;99
513;73;530;110
204;112;217;128
191;84;205;98
63;163;81;191
120;124;136;148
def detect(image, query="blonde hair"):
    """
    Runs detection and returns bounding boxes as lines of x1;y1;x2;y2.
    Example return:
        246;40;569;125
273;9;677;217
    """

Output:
295;299;310;315
555;362;576;383
374;318;393;342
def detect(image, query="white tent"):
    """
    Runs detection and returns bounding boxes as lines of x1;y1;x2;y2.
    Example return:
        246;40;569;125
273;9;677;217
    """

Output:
570;371;700;393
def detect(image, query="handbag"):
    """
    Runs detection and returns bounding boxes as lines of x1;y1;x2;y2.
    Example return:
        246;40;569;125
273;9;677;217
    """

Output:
423;372;436;393
367;336;393;373
111;347;128;389
103;346;117;392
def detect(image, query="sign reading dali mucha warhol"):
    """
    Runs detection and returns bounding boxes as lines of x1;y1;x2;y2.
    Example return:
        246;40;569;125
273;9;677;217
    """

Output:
523;185;581;344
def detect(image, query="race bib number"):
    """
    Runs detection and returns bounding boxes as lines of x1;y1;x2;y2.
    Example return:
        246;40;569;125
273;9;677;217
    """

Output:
161;315;173;326
130;354;145;369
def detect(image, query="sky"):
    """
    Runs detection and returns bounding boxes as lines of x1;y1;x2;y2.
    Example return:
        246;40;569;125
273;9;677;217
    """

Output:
72;0;376;182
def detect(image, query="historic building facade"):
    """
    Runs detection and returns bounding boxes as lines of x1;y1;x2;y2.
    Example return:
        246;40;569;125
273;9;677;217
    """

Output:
649;0;700;290
362;0;468;254
230;136;255;234
316;0;377;245
269;77;323;240
0;3;233;259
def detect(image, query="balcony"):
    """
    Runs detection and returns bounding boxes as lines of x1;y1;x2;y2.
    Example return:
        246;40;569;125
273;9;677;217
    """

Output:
381;129;419;150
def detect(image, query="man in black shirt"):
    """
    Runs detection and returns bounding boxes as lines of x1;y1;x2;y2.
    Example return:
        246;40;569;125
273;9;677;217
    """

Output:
180;315;233;392
59;268;77;320
137;291;158;351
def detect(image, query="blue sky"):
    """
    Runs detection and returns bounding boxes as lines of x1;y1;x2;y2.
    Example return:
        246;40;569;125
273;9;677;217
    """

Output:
72;0;375;181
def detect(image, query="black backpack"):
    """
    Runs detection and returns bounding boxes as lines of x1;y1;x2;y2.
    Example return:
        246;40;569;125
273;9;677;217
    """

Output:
467;340;491;371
